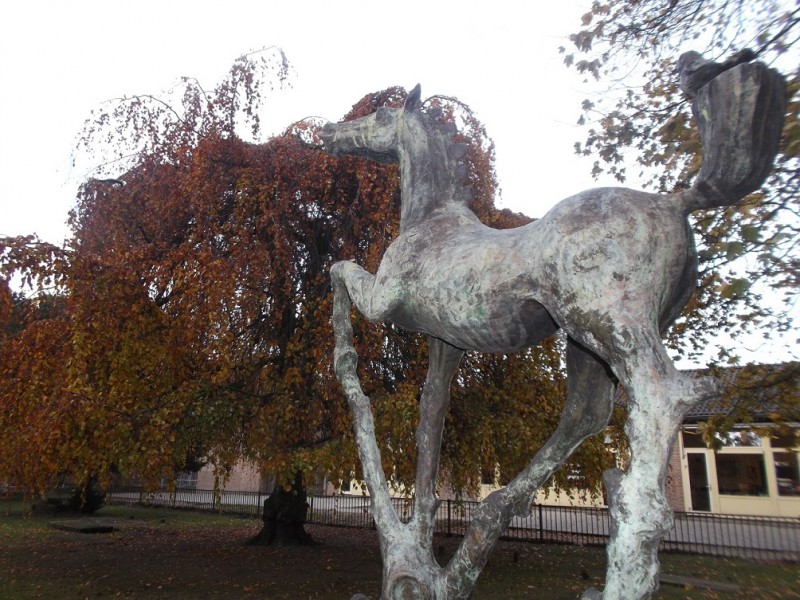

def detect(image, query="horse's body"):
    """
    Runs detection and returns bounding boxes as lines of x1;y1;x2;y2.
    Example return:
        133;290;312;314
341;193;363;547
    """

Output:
320;86;709;600
364;187;694;355
321;89;701;384
315;72;784;600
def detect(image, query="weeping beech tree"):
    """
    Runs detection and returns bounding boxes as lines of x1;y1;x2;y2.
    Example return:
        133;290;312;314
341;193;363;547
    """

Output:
0;50;614;528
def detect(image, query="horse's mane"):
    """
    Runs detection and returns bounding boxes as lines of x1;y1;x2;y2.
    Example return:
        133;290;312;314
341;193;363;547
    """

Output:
418;98;474;206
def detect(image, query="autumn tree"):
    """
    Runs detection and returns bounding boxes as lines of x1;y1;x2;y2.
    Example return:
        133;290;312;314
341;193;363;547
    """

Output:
1;49;310;502
563;0;799;372
0;238;81;495
1;49;614;530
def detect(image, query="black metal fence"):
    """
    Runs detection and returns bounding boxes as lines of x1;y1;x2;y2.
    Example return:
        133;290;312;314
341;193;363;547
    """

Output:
108;486;265;517
107;487;799;562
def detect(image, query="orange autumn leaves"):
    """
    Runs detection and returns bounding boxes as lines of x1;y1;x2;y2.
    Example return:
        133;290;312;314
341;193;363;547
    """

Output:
1;54;611;499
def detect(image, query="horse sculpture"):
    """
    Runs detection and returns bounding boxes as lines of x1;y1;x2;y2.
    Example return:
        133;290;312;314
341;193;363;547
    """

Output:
309;56;785;600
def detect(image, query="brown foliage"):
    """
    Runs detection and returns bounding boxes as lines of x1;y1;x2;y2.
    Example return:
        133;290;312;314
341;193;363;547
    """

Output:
564;0;799;364
0;52;613;500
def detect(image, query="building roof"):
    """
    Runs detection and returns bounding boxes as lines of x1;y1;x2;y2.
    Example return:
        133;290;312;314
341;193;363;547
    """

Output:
683;362;799;423
615;362;799;424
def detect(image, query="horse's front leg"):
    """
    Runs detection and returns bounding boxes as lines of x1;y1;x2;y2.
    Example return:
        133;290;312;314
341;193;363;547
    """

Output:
329;260;388;383
413;337;464;536
329;260;402;574
331;260;388;320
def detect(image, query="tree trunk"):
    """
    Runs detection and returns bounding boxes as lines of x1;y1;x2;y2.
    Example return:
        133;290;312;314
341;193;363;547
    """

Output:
246;472;315;546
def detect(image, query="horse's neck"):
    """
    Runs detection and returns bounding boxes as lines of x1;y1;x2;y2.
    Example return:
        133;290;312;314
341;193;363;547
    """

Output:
398;138;466;230
398;190;479;232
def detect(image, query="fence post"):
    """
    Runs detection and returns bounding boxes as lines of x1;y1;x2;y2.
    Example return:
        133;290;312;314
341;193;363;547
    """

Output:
447;500;452;536
538;504;544;542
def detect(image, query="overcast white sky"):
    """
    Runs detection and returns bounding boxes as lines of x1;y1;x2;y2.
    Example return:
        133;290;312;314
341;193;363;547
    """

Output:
0;0;795;366
0;0;607;244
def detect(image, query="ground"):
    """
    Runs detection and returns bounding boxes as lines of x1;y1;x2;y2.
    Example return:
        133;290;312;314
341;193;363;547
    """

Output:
0;500;797;599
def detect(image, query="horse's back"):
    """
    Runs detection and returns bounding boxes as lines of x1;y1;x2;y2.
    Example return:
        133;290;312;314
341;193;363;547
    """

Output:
374;187;694;352
526;187;696;334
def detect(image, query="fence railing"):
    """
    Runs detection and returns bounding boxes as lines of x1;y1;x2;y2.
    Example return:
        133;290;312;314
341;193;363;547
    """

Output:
108;486;265;517
107;487;799;562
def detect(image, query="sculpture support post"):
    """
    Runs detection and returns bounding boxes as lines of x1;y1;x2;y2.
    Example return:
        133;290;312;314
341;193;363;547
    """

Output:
332;261;464;599
595;414;680;599
582;353;722;600
331;262;399;538
412;339;463;544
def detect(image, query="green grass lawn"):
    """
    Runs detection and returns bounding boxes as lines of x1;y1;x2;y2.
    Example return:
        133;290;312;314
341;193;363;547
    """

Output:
0;499;797;599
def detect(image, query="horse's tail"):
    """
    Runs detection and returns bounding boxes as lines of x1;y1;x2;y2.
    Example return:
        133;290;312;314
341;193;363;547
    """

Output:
677;60;787;214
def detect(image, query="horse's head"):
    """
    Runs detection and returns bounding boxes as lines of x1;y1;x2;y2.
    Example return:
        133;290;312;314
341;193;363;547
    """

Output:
312;84;474;228
317;84;423;164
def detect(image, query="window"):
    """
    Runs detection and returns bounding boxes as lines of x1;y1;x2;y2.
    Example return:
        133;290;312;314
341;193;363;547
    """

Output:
717;431;762;447
682;430;707;448
481;465;496;486
714;454;767;496
683;429;764;448
772;432;798;450
774;452;800;497
175;471;198;490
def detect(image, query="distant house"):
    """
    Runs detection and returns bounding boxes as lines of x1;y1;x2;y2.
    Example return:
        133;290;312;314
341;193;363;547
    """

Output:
195;461;268;493
667;363;799;517
191;461;333;496
671;423;798;516
452;363;799;517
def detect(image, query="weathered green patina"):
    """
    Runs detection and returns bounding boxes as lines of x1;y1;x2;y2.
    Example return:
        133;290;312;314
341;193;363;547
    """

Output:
309;53;786;600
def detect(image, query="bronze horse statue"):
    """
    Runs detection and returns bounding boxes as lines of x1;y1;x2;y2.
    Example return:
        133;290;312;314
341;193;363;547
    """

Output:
310;57;785;599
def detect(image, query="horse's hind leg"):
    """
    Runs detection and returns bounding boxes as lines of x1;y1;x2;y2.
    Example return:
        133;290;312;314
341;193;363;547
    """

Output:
587;332;721;600
446;337;616;598
560;338;616;441
507;337;616;517
534;337;617;481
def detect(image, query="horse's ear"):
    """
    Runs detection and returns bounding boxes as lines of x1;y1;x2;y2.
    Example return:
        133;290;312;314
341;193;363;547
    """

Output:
405;84;422;112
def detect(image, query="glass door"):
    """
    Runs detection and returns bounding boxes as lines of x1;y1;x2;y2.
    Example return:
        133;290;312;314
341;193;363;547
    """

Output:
687;452;711;511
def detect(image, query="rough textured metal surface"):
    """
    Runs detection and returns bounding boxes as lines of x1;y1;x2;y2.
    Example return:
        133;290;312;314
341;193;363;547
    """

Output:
691;62;786;207
310;58;786;599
